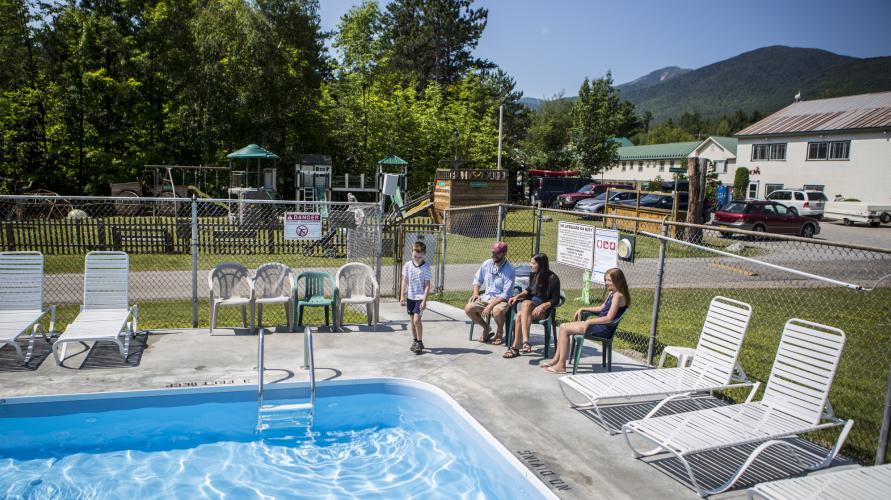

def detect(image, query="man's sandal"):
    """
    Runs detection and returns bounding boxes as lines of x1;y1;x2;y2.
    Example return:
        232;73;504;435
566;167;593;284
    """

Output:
477;330;494;343
502;347;520;359
491;337;504;346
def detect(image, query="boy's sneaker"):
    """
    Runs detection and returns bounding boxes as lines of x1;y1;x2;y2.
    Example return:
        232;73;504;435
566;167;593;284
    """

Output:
415;341;425;354
410;339;420;352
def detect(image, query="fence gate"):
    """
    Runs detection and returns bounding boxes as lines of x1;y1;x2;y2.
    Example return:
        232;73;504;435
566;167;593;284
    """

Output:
395;224;443;296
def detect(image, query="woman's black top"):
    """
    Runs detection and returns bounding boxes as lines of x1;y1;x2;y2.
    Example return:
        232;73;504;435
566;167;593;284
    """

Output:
525;271;561;307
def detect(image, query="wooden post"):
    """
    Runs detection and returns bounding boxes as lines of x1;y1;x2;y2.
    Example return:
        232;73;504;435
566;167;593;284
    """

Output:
4;222;14;251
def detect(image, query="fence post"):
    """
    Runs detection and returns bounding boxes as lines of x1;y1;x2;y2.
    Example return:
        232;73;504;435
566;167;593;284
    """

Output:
375;200;383;289
647;222;668;365
191;196;199;328
495;204;503;242
534;202;542;255
877;362;891;464
440;210;449;294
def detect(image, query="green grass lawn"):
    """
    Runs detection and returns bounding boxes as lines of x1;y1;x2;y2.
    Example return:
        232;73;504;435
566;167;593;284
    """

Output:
437;286;891;464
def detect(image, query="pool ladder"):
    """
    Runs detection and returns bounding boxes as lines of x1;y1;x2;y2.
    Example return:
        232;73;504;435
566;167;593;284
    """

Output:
256;326;316;432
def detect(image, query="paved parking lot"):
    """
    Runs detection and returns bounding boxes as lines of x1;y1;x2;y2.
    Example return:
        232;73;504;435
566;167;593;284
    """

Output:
815;219;891;248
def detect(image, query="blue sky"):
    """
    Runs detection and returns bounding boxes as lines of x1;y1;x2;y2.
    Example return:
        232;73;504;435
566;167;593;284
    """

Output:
319;0;891;98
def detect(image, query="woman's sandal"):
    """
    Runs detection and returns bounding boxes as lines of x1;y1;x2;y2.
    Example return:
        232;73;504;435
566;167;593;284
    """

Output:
520;342;532;353
502;347;520;359
544;366;567;374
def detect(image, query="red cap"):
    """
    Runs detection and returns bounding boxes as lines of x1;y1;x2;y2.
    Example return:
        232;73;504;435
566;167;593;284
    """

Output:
491;241;508;253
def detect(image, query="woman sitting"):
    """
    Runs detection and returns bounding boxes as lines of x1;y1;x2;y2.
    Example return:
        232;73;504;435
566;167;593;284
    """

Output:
542;267;630;374
503;254;560;358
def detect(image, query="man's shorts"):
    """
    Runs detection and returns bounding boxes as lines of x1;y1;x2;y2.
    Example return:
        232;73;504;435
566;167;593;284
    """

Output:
406;298;424;316
467;299;509;317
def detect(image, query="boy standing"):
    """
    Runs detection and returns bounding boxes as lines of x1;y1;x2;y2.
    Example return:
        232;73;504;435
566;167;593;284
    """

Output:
401;241;433;354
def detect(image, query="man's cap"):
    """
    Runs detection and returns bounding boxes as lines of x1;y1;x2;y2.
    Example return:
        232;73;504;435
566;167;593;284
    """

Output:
491;241;508;253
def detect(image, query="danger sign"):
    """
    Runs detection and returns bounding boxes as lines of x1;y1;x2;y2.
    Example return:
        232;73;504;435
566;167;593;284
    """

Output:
284;212;322;240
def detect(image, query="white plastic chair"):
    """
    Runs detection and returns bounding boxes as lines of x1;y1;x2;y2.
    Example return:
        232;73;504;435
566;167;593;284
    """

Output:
748;463;891;500
0;251;55;364
208;262;253;334
52;251;138;365
252;263;293;331
335;262;379;329
559;296;755;433
623;319;853;497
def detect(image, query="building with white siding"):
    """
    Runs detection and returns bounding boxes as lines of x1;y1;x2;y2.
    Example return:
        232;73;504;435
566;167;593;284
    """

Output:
734;91;891;201
601;136;737;184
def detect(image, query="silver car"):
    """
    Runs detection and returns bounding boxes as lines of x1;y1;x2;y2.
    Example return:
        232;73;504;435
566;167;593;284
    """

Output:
575;191;638;214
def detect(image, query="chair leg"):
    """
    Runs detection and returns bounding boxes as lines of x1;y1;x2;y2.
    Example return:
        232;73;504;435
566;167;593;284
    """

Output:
324;306;329;326
256;303;263;328
285;302;292;332
572;336;584;375
249;303;255;334
297;306;303;327
468;321;474;341
544;325;552;359
210;304;217;334
606;339;613;372
366;303;372;326
241;306;247;328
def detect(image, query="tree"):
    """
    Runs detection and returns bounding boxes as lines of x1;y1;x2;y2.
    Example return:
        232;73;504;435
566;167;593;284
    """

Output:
733;167;750;200
646;175;666;192
384;0;490;88
569;73;624;176
519;94;574;168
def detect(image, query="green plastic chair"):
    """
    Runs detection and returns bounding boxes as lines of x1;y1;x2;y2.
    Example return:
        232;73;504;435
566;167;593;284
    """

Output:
535;291;565;358
568;308;628;374
293;271;337;328
467;286;523;341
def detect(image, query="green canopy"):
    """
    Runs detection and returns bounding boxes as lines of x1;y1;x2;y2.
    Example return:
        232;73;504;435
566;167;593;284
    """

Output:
378;154;408;166
226;144;279;160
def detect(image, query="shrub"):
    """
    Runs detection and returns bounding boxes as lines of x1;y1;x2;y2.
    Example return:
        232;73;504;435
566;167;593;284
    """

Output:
733;167;749;199
646;176;666;192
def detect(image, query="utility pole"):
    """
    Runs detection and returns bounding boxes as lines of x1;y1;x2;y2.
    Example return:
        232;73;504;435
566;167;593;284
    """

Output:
497;105;503;170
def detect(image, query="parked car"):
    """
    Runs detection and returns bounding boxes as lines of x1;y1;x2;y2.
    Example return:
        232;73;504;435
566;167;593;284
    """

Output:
530;177;591;207
765;189;828;218
615;192;689;211
711;200;820;237
575;190;638;213
556;183;634;209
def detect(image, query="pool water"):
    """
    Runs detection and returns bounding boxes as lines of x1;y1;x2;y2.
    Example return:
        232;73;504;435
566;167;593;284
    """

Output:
0;379;552;499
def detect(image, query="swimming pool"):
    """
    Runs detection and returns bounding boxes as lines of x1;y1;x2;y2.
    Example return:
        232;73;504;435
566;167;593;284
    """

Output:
0;378;555;499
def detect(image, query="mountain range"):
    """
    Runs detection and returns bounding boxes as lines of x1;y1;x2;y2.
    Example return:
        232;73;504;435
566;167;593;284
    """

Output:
520;46;891;123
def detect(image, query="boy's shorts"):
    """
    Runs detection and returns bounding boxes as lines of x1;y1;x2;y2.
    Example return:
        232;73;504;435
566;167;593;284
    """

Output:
406;298;424;316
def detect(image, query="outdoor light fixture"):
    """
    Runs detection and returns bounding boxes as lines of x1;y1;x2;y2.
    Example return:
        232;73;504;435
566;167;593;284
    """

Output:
617;234;635;262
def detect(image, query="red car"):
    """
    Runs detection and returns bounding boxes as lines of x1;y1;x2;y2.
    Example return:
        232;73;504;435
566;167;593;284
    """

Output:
711;200;821;238
556;183;633;209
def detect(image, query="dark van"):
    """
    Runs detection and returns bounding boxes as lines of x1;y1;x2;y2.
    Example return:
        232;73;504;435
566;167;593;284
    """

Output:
531;177;591;206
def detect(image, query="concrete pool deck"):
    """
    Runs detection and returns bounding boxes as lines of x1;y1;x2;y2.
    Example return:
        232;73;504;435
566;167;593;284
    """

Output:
0;299;851;499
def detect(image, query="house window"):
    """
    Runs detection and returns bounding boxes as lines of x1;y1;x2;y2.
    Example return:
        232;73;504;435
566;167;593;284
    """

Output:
638;161;643;172
622;165;626;172
752;143;786;161
807;141;850;160
803;184;825;192
716;160;727;173
765;183;784;196
659;160;665;172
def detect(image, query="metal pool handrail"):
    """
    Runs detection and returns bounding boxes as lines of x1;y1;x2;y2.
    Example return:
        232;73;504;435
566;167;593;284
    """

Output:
302;326;316;407
257;328;267;399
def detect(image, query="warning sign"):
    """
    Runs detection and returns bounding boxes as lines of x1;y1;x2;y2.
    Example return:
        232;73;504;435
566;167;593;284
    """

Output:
556;222;595;270
284;212;322;240
593;228;618;284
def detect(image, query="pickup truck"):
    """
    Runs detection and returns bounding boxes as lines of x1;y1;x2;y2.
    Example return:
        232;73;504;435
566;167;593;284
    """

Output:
824;201;891;227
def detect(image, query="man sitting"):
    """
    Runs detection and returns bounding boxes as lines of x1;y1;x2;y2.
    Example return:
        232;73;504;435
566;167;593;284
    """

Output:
464;241;515;345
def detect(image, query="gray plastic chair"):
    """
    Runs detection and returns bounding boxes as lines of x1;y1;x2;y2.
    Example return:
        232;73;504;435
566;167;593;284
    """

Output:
208;263;253;333
252;263;294;331
335;262;379;329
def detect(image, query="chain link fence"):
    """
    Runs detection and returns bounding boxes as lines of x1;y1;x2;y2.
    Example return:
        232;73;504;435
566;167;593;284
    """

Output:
0;195;382;332
440;203;891;464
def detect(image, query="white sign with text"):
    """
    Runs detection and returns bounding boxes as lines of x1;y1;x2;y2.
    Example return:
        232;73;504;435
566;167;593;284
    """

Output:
284;212;322;240
556;222;595;270
593;228;619;284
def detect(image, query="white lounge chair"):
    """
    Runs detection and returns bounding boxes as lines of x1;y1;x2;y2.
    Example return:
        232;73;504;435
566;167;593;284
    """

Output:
0;251;55;364
252;262;294;331
748;463;891;500
208;262;253;334
622;319;853;497
53;251;138;366
335;262;379;329
559;296;755;433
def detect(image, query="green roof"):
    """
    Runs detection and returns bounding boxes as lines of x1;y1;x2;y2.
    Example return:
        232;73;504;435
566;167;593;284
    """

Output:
226;144;279;160
617;141;700;160
709;136;738;155
378;154;408;165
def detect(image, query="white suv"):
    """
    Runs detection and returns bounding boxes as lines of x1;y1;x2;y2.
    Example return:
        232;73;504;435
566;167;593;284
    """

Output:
765;189;827;218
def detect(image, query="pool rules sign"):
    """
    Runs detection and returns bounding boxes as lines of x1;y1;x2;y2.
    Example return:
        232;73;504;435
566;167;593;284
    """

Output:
284;212;322;240
593;228;619;284
556;222;595;269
